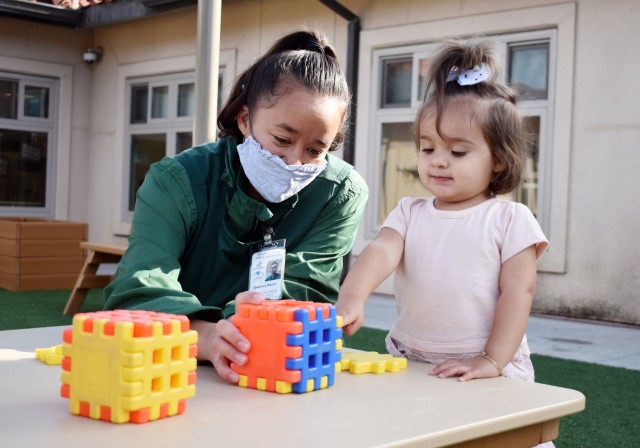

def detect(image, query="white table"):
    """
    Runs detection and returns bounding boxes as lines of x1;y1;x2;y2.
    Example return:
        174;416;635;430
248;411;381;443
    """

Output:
0;326;585;448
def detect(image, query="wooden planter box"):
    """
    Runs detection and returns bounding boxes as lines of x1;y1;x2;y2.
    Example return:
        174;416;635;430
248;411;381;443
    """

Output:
0;218;87;291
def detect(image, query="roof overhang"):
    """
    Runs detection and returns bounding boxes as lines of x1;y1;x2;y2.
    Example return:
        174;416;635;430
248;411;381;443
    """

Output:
0;0;197;29
0;0;83;28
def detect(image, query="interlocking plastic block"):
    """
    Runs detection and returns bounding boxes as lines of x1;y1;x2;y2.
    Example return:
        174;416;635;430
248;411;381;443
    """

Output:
230;300;342;394
35;344;63;365
340;351;407;374
60;310;198;423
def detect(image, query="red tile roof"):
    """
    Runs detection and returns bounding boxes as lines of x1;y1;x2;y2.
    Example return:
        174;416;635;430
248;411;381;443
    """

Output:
44;0;113;9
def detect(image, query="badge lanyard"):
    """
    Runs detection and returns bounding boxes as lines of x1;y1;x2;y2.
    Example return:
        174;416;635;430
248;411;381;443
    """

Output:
248;225;286;299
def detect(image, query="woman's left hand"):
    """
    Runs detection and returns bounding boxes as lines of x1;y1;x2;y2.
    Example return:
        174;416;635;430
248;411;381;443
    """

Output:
429;355;502;382
193;291;265;383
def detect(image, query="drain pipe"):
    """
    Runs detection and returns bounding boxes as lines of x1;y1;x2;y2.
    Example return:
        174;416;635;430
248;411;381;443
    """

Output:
318;0;360;167
319;1;361;281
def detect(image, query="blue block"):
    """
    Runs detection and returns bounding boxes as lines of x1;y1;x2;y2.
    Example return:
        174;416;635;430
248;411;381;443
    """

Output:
285;305;342;393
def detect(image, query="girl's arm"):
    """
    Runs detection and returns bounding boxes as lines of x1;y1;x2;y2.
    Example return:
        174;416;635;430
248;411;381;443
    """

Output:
336;227;404;335
483;244;538;372
430;244;537;381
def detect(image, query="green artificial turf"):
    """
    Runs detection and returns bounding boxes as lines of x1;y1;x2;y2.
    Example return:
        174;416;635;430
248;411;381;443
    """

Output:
2;289;639;446
532;353;640;447
343;326;388;352
0;288;104;330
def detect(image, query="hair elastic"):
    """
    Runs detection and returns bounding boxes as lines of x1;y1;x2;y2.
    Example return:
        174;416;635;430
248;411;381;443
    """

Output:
447;64;489;86
306;41;325;54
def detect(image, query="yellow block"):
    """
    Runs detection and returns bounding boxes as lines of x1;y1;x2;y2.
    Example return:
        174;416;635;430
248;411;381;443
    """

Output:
340;351;407;374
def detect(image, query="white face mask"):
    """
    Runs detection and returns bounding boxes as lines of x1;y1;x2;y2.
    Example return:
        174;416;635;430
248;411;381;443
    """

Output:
237;135;327;203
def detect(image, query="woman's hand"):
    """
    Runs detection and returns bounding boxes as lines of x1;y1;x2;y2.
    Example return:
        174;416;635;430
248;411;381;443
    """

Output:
192;291;265;383
335;298;365;335
429;355;502;382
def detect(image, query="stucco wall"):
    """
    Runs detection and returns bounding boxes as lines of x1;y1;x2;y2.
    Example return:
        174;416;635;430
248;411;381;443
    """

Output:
1;0;639;324
533;0;640;323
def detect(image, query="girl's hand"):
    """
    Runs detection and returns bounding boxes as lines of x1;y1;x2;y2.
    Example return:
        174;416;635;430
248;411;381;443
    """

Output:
193;291;265;383
335;299;365;335
429;355;502;382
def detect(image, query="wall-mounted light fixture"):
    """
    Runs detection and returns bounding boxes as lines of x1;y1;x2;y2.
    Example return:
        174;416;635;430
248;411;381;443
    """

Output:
82;46;103;65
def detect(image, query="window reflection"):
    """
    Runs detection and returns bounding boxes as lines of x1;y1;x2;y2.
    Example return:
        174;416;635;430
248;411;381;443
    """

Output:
176;132;192;153
177;83;194;117
130;85;148;124
506;116;540;216
417;57;430;102
0;79;18;119
151;86;169;119
379;122;430;223
509;43;549;100
381;57;412;108
0;129;48;207
129;134;165;210
24;85;49;118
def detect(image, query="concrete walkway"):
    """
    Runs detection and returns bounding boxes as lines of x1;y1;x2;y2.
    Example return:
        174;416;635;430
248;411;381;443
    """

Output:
363;294;640;371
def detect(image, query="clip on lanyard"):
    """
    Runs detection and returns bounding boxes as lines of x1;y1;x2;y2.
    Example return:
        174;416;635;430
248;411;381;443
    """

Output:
262;226;275;246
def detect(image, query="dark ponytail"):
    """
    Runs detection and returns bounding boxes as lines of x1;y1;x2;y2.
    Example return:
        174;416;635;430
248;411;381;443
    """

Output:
217;30;350;151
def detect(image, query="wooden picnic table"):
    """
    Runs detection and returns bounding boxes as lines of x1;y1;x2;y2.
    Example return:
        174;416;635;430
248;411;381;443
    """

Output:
63;241;128;315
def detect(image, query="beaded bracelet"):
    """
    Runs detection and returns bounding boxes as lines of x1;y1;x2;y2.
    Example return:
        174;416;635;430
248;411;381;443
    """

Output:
481;351;503;376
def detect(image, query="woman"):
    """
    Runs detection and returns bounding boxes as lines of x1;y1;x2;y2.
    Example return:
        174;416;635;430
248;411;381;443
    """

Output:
104;29;368;383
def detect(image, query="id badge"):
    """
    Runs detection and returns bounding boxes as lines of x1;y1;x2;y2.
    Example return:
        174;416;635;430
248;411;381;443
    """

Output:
248;238;286;300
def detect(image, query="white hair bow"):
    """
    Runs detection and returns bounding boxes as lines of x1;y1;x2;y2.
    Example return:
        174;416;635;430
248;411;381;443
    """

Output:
447;64;489;86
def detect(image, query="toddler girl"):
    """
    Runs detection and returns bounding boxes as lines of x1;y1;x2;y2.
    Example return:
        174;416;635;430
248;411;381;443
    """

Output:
337;39;549;385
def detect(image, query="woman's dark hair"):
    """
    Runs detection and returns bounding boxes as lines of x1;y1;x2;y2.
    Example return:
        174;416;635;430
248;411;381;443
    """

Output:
414;40;527;195
218;30;350;152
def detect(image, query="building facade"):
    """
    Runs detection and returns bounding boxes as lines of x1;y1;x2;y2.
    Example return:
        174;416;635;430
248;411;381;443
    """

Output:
1;0;639;324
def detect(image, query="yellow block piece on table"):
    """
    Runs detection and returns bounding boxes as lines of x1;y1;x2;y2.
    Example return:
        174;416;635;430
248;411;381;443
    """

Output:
35;344;64;365
340;351;407;374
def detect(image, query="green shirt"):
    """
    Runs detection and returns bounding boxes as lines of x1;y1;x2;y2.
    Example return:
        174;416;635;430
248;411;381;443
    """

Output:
103;137;368;321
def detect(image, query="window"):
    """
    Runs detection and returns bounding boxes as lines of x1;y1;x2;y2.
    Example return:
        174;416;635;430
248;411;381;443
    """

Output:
371;31;555;230
356;4;575;276
504;37;553;233
124;71;229;215
381;57;412;108
125;73;195;213
114;50;237;234
0;72;57;213
378;121;420;223
509;43;549;100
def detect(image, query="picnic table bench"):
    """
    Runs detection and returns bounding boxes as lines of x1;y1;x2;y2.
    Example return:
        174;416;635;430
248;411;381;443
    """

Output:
63;241;127;315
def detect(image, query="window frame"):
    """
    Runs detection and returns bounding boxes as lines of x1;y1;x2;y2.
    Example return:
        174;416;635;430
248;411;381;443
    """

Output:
354;3;576;274
112;50;237;236
491;30;557;235
123;71;196;220
379;54;413;109
0;71;59;217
